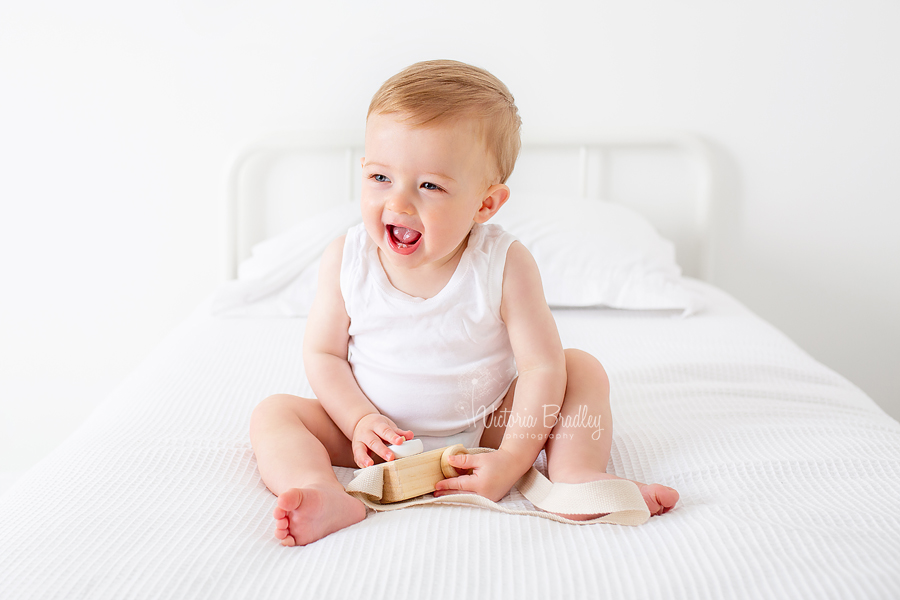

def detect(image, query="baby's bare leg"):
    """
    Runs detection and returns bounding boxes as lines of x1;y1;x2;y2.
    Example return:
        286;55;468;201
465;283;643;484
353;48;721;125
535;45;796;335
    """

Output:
543;349;613;481
544;349;678;517
249;394;365;546
482;350;679;517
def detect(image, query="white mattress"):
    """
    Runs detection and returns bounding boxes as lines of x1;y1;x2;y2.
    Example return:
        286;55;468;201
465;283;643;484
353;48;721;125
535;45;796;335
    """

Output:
2;280;898;599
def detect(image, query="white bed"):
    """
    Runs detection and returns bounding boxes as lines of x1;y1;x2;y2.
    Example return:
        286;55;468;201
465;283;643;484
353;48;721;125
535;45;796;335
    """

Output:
2;133;898;599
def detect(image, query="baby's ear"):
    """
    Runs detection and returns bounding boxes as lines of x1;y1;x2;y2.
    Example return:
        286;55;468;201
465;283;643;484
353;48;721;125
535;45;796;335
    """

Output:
473;184;510;223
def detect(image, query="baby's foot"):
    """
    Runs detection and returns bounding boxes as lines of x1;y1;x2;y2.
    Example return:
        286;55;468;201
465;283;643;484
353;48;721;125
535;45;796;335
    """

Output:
551;472;679;521
273;484;366;546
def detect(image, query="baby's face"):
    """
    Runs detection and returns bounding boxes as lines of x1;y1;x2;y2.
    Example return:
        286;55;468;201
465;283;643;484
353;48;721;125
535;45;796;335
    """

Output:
361;113;502;276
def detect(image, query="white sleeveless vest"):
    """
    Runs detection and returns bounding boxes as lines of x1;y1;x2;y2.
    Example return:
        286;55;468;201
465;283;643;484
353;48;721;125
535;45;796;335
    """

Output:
340;222;517;449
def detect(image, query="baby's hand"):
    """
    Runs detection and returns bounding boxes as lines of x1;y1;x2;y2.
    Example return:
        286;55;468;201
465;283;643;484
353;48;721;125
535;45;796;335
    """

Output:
352;413;414;468
433;448;527;502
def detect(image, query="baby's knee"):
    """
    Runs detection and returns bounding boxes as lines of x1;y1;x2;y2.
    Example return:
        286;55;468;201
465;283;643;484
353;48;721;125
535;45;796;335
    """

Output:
251;394;302;431
253;393;292;414
251;394;283;431
251;393;324;431
563;348;610;392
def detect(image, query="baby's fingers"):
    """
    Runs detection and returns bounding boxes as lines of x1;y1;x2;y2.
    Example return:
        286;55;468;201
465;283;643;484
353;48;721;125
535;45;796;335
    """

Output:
433;474;477;496
358;429;396;462
352;440;374;468
375;421;413;447
444;452;475;476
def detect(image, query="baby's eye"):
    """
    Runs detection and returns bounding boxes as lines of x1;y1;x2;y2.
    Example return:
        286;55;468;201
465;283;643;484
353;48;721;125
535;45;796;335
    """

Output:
421;182;443;191
371;174;390;183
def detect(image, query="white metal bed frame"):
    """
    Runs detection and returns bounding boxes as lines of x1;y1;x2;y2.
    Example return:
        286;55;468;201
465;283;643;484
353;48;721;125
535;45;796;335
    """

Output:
225;130;716;282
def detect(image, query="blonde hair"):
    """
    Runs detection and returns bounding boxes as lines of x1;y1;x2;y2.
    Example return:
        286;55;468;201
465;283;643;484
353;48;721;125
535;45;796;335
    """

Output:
367;60;522;184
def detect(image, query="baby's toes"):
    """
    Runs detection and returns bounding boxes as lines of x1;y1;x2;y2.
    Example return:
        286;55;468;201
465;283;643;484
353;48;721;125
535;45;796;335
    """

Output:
656;485;679;512
276;488;304;512
642;484;679;515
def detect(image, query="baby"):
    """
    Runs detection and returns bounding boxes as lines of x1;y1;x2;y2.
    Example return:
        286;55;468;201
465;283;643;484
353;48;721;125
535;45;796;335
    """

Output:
249;60;679;546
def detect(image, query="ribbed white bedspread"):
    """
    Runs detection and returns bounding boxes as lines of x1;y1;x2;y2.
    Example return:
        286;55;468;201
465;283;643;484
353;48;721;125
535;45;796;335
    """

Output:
2;281;898;599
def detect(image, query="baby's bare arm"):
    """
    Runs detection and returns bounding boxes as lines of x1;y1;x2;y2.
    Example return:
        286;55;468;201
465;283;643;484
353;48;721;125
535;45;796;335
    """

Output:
303;236;381;440
497;242;567;467
304;236;413;466
435;242;567;500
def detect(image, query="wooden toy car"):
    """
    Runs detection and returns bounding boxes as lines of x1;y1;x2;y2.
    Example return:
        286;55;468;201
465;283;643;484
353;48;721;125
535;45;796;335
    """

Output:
378;443;470;503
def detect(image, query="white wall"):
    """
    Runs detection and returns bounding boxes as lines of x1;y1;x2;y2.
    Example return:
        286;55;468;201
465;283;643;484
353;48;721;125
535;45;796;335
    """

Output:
2;1;898;477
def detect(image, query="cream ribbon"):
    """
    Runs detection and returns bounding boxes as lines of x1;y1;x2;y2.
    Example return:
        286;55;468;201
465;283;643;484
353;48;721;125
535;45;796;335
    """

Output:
344;448;650;526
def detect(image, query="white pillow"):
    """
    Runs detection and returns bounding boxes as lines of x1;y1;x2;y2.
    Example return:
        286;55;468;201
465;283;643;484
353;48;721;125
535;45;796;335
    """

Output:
491;194;698;314
211;194;698;317
211;202;362;317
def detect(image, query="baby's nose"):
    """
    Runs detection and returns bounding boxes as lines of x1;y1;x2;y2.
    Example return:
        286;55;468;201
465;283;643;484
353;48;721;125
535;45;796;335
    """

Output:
386;190;415;215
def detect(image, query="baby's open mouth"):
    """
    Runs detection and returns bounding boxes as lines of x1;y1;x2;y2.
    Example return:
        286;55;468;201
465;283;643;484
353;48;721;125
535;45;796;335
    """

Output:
387;224;422;249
